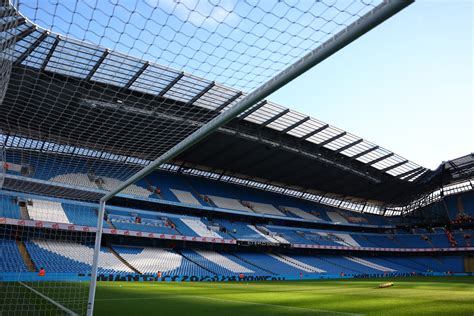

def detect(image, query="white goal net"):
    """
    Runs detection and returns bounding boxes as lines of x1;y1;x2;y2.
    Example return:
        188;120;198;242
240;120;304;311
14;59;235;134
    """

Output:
0;0;411;314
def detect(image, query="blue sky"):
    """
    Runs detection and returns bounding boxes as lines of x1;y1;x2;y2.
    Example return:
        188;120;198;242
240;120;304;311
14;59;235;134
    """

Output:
269;0;473;169
23;0;377;92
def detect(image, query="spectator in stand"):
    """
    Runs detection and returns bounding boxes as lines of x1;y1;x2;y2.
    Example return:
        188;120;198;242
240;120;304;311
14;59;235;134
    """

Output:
157;271;162;279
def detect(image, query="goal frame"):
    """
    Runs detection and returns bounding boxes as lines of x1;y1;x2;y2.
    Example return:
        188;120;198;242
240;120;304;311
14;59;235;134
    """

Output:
85;0;414;315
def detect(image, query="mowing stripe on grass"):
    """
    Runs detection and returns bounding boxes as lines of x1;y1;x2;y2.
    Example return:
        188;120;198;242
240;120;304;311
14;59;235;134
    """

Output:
96;294;364;316
19;282;78;316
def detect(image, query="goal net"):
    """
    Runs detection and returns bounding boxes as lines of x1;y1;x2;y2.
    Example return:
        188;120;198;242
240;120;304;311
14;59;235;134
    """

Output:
0;0;410;314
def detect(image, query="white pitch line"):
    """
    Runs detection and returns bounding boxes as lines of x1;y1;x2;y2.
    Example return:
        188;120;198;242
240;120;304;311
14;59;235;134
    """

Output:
19;282;78;316
96;294;364;316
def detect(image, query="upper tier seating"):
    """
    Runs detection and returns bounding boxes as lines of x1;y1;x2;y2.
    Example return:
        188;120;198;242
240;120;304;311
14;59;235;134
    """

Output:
14;154;398;226
50;173;97;189
27;200;71;224
0;195;21;219
246;201;285;217
62;204;99;227
170;189;202;206
113;222;178;235
179;218;223;238
267;227;314;244
101;176;151;197
49;173;151;197
216;220;271;242
283;206;320;221
207;195;253;212
326;212;348;223
331;233;360;247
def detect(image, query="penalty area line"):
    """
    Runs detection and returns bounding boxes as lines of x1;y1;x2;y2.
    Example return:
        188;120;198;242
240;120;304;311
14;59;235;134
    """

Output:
18;281;78;316
96;294;364;316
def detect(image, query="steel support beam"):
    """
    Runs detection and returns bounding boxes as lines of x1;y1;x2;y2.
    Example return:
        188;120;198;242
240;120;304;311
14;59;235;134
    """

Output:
333;138;363;154
300;124;329;140
40;35;60;71
237;100;267;121
0;6;18;19
260;109;290;127
14;30;48;65
0;17;24;32
318;131;346;147
380;159;408;173
214;91;243;113
85;49;108;81
403;168;428;181
187;81;215;106
158;72;184;97
280;116;310;134
1;25;35;50
366;153;394;166
350;146;379;160
124;61;149;89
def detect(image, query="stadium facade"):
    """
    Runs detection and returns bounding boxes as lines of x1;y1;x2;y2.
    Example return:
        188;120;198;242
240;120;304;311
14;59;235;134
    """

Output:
0;0;473;315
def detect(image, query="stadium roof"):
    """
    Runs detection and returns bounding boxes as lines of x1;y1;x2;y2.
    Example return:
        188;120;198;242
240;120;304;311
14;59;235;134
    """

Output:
3;0;465;207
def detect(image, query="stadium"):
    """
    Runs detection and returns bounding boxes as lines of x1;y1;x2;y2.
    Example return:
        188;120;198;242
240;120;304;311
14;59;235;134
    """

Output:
0;0;473;315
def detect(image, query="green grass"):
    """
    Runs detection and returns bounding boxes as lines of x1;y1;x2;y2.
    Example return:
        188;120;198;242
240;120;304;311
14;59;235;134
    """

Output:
2;277;473;315
94;277;474;316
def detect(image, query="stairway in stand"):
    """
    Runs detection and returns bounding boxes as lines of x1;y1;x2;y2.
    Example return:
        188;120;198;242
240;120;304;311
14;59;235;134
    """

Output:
16;240;36;272
107;246;142;274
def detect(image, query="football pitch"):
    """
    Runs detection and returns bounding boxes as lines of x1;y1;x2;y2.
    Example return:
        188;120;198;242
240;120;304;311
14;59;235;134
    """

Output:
2;277;473;315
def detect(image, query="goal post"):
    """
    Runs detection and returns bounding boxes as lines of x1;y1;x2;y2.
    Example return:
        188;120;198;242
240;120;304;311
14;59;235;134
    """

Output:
87;1;414;314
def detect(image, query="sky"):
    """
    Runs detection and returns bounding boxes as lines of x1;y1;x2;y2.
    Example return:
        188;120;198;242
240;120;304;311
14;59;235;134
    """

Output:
269;0;473;170
22;0;377;92
20;0;473;170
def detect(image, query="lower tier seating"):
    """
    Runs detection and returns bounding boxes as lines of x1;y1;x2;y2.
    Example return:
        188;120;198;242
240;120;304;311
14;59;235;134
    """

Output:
0;240;28;272
0;238;466;277
25;240;134;274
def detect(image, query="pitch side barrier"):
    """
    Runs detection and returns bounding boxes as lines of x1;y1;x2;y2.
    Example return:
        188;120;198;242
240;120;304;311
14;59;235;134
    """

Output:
2;272;472;283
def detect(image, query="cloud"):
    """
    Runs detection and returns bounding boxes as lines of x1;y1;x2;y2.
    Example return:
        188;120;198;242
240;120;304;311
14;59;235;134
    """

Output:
147;0;240;28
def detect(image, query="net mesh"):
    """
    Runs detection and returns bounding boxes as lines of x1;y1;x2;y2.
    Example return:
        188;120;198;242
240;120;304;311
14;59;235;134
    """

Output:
0;0;381;201
0;196;95;315
0;0;396;314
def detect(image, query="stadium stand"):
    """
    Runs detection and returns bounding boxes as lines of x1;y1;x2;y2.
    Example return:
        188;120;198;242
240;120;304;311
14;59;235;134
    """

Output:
170;189;202;206
0;234;468;277
179;218;223;238
0;195;21;219
25;240;134;274
27;200;71;224
0;240;28;273
112;246;208;276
